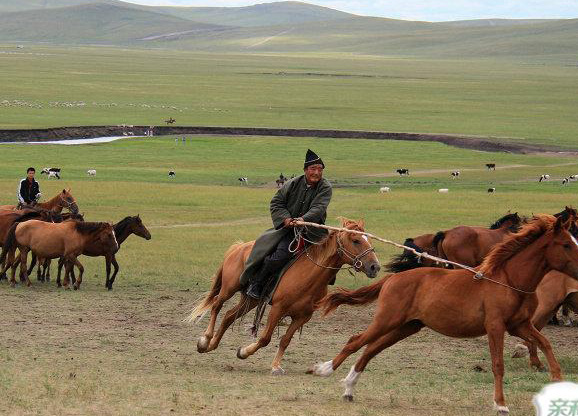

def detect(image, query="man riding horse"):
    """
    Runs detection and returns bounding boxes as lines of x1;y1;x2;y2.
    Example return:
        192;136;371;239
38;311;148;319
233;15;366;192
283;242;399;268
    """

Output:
17;167;41;209
241;149;332;299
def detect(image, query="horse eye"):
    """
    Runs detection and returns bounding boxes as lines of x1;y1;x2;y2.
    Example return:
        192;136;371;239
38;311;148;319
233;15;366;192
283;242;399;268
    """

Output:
564;243;571;249
353;239;361;245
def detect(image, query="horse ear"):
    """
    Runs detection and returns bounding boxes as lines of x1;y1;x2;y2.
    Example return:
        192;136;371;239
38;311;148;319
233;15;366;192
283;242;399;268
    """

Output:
554;215;571;233
357;218;365;230
67;188;71;192
62;189;66;193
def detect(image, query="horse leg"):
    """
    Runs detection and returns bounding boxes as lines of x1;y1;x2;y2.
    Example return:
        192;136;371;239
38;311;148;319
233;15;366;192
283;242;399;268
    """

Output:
19;247;30;286
72;259;84;290
486;322;509;415
62;257;75;289
44;259;51;282
108;256;120;290
205;295;258;353
237;303;285;360
57;257;64;287
338;321;424;401
270;314;311;375
511;322;562;381
105;256;111;289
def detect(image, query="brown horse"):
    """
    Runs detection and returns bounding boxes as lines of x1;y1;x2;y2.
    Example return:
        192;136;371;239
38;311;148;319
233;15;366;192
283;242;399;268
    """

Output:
512;270;578;364
187;218;380;375
0;189;78;214
310;214;578;415
385;212;523;272
53;215;151;290
0;220;118;289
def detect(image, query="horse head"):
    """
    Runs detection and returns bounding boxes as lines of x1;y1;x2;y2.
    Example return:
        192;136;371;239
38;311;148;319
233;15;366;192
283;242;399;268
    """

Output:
59;189;79;214
130;215;152;240
336;217;380;278
489;211;523;231
548;211;578;279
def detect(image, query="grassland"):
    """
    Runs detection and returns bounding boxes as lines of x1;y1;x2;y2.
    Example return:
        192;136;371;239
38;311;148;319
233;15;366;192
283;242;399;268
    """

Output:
0;136;577;415
1;46;578;149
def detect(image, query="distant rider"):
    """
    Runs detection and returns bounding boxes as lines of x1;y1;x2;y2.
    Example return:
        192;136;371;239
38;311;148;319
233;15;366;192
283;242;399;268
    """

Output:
17;167;41;209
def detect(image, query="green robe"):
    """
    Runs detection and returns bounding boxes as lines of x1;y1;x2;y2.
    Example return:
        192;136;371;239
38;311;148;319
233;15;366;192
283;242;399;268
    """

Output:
239;175;332;286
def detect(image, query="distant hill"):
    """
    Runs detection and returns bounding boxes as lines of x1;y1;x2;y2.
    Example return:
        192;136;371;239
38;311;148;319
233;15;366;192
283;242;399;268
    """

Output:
0;3;226;43
438;18;559;28
0;0;124;13
154;1;354;27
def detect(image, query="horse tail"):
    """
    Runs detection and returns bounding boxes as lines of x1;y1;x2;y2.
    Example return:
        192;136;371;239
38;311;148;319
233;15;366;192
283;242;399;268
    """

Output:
384;238;424;273
183;265;224;324
432;231;445;255
0;223;18;265
317;276;388;316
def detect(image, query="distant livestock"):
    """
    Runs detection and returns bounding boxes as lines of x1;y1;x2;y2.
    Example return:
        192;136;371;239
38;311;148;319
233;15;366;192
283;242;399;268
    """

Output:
451;171;460;179
379;187;390;193
168;171;175;178
238;177;248;185
486;163;496;170
87;170;96;176
396;168;410;176
539;174;550;182
488;187;496;193
438;188;449;193
41;167;61;179
165;117;176;125
569;175;577;181
562;178;569;185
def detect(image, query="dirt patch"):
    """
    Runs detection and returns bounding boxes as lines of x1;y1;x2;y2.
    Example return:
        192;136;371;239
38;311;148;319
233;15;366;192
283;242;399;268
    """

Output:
1;125;577;155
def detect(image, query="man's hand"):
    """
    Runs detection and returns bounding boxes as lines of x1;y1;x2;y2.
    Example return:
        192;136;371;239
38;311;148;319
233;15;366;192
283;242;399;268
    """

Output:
283;218;294;228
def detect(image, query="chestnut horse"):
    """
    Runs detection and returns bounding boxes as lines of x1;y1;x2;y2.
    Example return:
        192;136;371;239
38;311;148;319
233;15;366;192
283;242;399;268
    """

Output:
512;270;578;364
385;212;523;272
53;215;152;290
0;220;118;289
187;218;381;375
0;189;78;213
311;214;578;415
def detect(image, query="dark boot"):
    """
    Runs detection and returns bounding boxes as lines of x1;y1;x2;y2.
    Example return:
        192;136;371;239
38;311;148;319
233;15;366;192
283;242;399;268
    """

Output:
246;262;277;300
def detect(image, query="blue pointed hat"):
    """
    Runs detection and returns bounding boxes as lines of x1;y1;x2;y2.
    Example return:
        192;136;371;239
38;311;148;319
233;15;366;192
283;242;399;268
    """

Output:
304;149;324;169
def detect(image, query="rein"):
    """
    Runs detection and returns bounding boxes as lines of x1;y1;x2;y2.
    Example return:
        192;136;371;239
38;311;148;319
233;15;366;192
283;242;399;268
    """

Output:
295;221;536;295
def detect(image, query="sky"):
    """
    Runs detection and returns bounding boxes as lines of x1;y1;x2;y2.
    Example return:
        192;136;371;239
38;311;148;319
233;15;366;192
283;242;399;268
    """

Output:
123;0;578;22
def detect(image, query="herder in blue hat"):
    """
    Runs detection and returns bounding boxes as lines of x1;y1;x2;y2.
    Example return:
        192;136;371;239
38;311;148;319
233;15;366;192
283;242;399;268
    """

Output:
240;149;332;300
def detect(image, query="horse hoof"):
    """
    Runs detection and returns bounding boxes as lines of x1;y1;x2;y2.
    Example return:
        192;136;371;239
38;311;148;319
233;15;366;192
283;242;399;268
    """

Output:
343;394;354;402
271;367;285;376
197;337;209;353
308;361;334;377
73;286;78;291
494;403;509;415
236;347;247;360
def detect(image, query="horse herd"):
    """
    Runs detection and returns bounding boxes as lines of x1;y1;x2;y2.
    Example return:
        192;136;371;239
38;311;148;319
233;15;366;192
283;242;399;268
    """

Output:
0;189;151;290
188;208;578;415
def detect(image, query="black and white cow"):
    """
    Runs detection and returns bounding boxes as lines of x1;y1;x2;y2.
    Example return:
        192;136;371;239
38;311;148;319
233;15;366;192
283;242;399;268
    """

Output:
168;171;175;178
41;167;61;179
539;174;550;182
451;171;460;179
487;187;496;193
396;168;410;176
562;178;569;185
238;177;248;185
486;163;496;171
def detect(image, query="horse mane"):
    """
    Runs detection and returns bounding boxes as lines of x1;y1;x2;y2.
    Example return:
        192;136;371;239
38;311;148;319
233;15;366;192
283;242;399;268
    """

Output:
306;218;364;266
74;221;110;235
15;211;43;223
479;215;555;276
385;238;424;273
489;212;522;231
114;216;135;236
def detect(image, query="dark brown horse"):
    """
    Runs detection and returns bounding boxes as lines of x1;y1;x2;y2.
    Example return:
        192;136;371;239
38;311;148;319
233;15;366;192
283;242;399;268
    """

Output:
54;215;151;289
0;220;118;289
0;189;78;213
311;214;578;414
187;218;380;375
385;212;523;272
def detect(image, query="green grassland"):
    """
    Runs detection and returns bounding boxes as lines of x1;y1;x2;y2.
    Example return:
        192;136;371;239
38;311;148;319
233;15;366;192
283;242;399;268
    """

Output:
1;46;578;149
0;136;577;415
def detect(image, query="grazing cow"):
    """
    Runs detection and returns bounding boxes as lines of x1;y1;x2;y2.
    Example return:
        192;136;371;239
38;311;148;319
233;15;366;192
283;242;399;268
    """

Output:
569;175;577;181
87;170;96;177
438;188;449;193
486;163;496;170
41;168;61;179
451;171;460;179
396;168;410;176
168;171;175;178
488;187;496;193
238;177;248;185
562;178;569;185
379;187;390;193
539;174;550;182
165;117;176;125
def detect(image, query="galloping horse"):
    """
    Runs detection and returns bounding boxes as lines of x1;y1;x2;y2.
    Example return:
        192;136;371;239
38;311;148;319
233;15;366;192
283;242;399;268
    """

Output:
385;212;523;272
54;215;151;290
0;189;78;214
187;218;380;375
0;220;118;289
310;214;578;415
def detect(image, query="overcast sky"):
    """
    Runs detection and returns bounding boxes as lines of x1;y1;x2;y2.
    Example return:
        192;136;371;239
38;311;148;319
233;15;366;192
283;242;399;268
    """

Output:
124;0;578;21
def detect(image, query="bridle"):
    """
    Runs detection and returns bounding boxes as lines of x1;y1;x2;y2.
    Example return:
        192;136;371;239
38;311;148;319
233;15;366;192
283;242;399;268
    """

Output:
336;232;375;271
58;195;78;212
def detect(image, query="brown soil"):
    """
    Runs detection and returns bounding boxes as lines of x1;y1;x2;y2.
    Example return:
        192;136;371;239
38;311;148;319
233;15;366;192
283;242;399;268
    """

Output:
1;125;577;155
